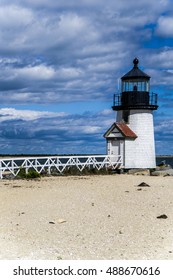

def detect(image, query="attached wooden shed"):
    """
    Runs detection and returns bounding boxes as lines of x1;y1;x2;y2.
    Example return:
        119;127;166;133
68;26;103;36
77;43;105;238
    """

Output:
104;122;137;167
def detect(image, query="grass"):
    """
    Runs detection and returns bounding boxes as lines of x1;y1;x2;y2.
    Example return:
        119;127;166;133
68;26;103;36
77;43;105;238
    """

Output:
16;165;114;179
17;167;41;179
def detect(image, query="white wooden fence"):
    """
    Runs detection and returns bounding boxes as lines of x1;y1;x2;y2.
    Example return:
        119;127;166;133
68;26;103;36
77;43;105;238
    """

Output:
0;155;122;179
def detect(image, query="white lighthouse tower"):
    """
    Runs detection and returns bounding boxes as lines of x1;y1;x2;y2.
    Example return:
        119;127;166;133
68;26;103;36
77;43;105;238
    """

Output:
104;58;158;169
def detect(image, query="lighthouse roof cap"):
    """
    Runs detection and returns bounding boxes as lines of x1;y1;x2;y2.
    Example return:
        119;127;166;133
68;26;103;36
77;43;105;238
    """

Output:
121;58;150;80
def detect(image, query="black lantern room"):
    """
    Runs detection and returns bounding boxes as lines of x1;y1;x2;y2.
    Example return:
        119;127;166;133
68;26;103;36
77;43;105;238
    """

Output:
112;58;158;111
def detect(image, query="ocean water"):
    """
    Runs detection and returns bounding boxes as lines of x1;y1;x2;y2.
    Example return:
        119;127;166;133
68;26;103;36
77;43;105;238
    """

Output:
156;156;173;167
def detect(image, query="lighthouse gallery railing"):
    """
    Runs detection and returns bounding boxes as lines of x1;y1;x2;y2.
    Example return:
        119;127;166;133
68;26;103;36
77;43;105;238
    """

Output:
0;155;122;179
113;92;158;108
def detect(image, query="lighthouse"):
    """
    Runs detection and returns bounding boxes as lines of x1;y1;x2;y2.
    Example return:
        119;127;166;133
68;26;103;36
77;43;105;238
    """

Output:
104;58;158;169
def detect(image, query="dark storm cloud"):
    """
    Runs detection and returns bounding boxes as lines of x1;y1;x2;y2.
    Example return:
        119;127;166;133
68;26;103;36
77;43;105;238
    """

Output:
0;108;114;154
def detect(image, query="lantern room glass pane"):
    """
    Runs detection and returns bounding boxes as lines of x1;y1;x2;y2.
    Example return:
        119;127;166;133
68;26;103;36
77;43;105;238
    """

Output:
146;81;149;91
122;80;150;92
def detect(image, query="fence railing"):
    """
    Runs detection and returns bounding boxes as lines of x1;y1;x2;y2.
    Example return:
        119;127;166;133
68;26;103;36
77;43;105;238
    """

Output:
0;155;122;179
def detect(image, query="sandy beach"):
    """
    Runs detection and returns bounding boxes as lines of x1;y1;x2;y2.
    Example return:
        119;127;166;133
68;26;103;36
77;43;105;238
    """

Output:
0;174;173;260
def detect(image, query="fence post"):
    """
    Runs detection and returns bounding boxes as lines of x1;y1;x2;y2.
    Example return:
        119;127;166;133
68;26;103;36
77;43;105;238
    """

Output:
0;160;2;179
25;160;28;174
48;158;51;175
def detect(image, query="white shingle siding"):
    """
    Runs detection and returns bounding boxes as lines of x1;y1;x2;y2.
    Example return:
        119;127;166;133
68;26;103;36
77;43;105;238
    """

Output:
124;109;156;168
107;109;156;169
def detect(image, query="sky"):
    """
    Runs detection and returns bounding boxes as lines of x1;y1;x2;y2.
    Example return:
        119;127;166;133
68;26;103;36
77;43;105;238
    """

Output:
0;0;173;155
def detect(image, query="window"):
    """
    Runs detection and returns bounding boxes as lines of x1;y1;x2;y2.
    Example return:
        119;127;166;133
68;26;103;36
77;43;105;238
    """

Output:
122;80;150;92
123;110;130;123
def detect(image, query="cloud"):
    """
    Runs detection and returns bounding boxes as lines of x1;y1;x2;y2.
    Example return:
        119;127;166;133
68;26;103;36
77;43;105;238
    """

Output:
16;65;56;80
156;16;173;37
0;5;33;28
0;0;170;105
0;107;114;154
147;49;173;68
155;118;173;154
0;108;67;121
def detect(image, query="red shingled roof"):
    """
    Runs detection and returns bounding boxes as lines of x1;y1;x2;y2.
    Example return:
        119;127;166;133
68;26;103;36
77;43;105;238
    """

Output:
115;122;137;139
104;122;137;139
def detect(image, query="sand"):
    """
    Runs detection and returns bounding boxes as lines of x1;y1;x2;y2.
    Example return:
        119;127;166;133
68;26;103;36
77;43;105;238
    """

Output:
0;174;173;260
